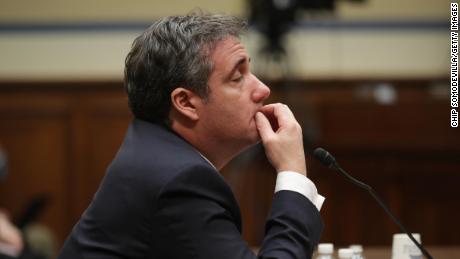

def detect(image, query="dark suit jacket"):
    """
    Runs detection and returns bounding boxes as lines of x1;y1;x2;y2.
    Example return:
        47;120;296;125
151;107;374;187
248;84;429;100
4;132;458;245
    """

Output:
58;119;323;258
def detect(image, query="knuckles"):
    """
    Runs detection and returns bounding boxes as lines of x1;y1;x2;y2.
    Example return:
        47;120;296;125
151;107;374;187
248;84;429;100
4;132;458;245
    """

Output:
286;121;302;133
262;135;276;146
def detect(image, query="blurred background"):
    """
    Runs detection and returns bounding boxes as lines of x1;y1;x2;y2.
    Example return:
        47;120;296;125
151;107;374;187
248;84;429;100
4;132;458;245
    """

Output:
0;0;457;258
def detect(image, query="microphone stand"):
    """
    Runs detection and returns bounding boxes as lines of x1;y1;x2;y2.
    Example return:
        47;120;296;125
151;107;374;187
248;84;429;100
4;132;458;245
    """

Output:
314;148;434;259
333;164;433;259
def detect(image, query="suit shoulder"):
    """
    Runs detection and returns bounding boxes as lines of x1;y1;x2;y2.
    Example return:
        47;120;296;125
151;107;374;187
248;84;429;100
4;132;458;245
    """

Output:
105;119;216;196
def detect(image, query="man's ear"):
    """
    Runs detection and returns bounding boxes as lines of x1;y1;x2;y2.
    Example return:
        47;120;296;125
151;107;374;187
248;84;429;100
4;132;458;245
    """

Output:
170;87;202;121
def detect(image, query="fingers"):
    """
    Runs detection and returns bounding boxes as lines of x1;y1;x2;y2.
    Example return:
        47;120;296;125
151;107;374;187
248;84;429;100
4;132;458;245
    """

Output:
256;103;306;175
255;112;275;141
259;103;295;129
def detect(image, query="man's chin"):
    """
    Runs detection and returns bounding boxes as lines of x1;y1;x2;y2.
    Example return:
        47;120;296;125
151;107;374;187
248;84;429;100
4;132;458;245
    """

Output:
247;130;261;145
238;137;261;154
236;125;261;149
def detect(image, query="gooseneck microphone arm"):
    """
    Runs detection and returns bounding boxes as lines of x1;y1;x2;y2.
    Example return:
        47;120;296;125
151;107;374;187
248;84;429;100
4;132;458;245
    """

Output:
313;148;433;259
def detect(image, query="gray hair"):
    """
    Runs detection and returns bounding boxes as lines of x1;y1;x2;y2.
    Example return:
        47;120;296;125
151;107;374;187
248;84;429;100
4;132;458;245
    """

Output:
124;13;247;125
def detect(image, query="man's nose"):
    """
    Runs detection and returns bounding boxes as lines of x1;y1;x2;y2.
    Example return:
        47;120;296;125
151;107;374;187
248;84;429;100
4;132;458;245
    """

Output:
251;75;271;103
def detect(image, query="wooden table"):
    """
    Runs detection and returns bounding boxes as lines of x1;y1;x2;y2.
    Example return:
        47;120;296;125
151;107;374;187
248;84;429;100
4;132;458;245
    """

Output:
349;246;459;259
253;246;460;258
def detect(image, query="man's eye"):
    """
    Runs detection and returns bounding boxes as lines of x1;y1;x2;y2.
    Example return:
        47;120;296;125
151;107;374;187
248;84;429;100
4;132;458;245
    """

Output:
232;75;244;83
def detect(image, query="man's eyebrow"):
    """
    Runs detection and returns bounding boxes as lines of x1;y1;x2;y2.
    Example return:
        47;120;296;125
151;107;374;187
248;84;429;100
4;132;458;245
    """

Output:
229;57;251;75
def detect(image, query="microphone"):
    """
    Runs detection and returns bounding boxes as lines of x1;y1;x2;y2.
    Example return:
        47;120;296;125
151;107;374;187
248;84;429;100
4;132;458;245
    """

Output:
313;147;433;259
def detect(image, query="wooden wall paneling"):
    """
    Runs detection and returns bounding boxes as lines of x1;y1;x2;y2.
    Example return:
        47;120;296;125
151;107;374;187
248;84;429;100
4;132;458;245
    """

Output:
397;155;460;245
67;90;131;225
68;91;91;225
1;79;458;250
280;80;459;247
0;91;74;245
311;157;399;246
0;84;132;249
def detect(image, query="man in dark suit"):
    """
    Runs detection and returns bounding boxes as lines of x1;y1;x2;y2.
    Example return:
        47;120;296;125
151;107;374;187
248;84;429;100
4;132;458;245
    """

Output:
58;13;324;259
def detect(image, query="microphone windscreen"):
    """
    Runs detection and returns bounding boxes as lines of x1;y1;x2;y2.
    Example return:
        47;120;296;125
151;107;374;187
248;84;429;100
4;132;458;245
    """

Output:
313;147;336;168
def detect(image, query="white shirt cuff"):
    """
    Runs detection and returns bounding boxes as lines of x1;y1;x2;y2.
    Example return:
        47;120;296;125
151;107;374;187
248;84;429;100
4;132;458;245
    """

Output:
274;171;325;211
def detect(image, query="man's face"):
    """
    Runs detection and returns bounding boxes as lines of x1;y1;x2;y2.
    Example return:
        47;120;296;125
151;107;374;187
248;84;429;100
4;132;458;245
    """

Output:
197;37;271;149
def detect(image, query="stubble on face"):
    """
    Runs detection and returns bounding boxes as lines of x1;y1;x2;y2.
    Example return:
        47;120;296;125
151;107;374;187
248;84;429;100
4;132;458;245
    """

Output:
202;37;263;148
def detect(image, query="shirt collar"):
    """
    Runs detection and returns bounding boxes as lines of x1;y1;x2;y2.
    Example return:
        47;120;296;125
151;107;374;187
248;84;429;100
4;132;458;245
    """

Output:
197;151;217;171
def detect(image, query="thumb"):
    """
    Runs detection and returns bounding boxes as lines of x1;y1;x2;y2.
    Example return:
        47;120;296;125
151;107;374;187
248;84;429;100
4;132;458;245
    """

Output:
255;112;275;141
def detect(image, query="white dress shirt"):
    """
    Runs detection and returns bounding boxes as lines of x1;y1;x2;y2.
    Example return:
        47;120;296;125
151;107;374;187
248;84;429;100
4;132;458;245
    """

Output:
275;171;325;211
